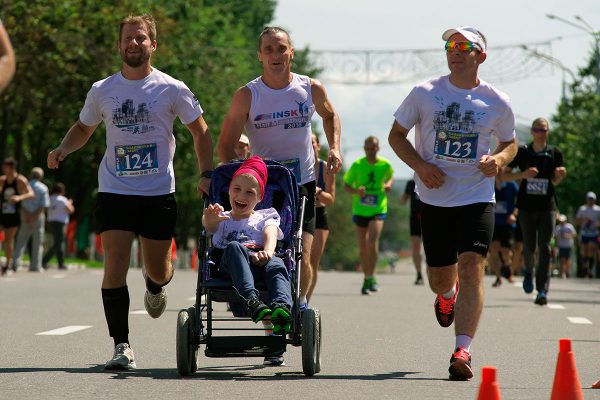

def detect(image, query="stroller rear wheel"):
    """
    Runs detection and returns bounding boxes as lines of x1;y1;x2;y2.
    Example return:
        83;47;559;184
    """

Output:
301;308;321;376
176;306;198;376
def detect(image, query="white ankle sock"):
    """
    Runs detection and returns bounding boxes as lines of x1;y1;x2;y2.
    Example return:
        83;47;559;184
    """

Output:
442;285;456;299
455;335;472;351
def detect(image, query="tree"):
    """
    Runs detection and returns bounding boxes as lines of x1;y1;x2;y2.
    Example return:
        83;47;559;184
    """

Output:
551;46;600;218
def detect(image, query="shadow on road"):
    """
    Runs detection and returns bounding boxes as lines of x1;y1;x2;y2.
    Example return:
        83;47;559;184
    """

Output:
0;366;453;382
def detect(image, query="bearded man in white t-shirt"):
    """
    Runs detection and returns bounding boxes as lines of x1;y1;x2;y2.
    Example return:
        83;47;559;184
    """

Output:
47;14;213;370
217;27;342;311
388;26;517;381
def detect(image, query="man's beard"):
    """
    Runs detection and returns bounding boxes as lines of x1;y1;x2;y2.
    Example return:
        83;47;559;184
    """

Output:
121;49;150;68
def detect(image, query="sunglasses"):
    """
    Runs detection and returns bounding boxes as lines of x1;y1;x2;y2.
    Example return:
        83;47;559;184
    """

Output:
445;41;481;53
531;127;548;133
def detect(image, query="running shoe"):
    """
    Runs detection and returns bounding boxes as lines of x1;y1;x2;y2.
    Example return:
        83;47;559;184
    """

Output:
271;304;292;335
144;288;167;319
414;274;424;285
448;347;473;381
361;279;370;295
263;355;286;366
434;282;458;328
534;291;548;306
246;297;271;323
1;266;8;276
522;271;534;294
492;277;502;287
368;276;380;292
104;343;136;370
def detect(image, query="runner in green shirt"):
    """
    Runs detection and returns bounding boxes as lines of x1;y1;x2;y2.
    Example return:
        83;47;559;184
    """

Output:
344;136;394;294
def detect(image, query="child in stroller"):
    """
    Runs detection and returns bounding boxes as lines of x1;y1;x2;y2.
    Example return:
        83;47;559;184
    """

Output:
202;156;293;335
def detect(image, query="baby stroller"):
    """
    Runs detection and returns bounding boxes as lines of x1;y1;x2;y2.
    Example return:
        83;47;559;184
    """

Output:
176;160;322;376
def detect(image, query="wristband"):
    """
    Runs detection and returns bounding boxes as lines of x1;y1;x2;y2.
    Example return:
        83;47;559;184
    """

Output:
200;170;213;179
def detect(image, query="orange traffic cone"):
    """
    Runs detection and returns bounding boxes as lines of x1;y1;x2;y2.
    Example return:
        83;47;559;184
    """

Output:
477;366;502;399
592;379;600;389
551;338;583;400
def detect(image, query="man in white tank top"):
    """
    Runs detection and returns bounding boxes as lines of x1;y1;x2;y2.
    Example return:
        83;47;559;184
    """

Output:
218;27;342;316
389;26;517;381
47;14;213;371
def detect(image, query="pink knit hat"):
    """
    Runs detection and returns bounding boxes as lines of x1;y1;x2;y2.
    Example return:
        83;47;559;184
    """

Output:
232;156;267;197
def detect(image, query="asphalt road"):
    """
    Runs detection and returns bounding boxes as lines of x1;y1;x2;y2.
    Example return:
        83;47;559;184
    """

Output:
1;261;599;400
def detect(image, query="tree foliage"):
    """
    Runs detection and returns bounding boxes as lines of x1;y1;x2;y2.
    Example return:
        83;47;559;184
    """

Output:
551;46;600;217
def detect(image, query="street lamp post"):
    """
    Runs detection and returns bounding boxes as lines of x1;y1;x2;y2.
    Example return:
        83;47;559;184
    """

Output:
546;14;600;94
521;45;576;101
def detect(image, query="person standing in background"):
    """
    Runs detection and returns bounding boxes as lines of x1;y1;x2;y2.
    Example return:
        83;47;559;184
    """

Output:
13;167;50;272
0;158;34;275
42;183;74;270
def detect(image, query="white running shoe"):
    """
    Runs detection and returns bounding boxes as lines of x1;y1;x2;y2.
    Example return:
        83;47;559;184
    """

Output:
142;268;167;318
144;288;167;318
105;343;136;370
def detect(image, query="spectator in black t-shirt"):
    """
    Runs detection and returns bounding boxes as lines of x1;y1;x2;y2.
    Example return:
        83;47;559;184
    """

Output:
401;179;424;285
504;117;566;306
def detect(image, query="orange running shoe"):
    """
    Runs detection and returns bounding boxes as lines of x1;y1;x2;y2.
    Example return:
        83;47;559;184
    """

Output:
449;347;473;380
434;281;458;328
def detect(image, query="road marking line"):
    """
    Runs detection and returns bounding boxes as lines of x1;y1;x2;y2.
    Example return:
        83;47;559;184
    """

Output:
36;325;92;335
567;317;592;325
547;304;565;310
187;296;196;301
130;310;148;315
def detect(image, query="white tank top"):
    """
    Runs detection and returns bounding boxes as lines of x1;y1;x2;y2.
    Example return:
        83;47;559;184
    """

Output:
244;73;315;184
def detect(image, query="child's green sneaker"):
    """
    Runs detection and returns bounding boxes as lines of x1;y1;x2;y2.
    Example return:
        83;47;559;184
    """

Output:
361;279;370;295
271;304;292;335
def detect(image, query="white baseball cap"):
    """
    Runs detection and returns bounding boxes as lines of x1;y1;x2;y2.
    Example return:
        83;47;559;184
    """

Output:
586;191;597;200
558;214;567;223
442;26;487;53
238;133;249;145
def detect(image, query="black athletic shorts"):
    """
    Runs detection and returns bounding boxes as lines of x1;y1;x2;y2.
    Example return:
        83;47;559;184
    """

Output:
409;214;422;237
558;247;572;259
352;213;387;228
95;192;177;240
492;224;513;248
0;213;20;228
299;180;316;235
315;206;329;230
420;202;494;267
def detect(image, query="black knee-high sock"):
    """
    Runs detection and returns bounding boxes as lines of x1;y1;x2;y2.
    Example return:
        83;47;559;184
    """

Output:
101;286;130;346
145;271;173;295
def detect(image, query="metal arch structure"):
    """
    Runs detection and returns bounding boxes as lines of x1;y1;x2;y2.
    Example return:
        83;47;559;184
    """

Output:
306;41;557;85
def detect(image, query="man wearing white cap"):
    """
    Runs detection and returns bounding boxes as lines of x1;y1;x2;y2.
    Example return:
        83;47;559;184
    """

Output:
576;191;600;277
234;133;251;160
389;26;517;380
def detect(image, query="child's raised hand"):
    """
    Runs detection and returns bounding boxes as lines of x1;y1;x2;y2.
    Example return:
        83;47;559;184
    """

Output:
250;250;273;266
204;203;229;224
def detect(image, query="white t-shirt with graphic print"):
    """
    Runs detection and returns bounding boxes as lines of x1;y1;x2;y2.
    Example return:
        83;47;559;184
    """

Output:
394;75;515;207
211;208;284;249
80;68;203;196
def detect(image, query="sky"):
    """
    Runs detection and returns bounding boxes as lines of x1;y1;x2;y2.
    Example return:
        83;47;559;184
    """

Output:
273;0;600;179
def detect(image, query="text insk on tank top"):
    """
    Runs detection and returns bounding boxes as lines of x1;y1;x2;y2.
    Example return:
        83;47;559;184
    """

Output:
244;73;316;185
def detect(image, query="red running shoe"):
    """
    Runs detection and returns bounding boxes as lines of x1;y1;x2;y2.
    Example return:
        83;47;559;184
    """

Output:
434;282;458;328
449;347;473;380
